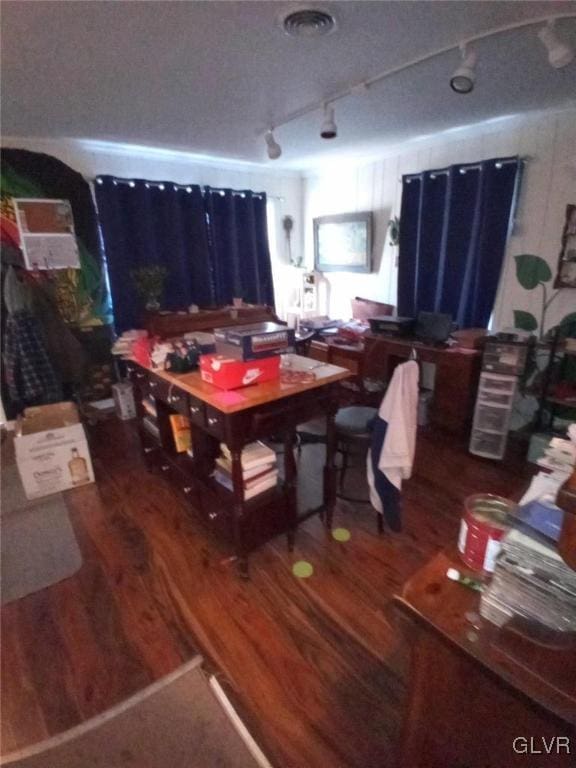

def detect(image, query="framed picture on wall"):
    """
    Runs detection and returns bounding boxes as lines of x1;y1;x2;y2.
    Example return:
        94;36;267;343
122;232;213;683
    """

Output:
313;211;372;273
13;198;80;270
554;203;576;288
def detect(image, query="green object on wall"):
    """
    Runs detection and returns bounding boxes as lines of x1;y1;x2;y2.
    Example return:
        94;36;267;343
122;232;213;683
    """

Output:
512;253;570;341
512;310;538;332
514;253;552;290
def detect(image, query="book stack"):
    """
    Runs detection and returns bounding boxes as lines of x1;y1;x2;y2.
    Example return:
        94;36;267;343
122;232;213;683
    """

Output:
480;528;576;634
213;441;278;499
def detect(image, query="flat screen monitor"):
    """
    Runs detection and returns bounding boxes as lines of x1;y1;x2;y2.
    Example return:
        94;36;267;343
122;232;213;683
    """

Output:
415;311;453;343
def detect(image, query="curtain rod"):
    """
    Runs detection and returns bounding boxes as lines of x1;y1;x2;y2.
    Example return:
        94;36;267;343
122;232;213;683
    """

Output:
402;156;528;182
88;175;284;202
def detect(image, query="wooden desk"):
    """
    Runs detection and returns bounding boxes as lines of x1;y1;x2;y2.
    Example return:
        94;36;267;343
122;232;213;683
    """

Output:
309;335;482;432
394;552;575;768
126;357;350;577
364;334;481;434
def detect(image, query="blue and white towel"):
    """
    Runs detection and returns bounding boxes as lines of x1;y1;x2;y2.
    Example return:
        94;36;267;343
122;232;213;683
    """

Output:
367;360;419;531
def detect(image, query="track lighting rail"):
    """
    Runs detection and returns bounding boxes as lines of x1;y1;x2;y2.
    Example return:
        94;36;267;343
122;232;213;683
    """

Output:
261;13;576;141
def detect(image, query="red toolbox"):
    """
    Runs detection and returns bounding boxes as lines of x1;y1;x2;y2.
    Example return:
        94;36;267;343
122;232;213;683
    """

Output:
200;354;280;390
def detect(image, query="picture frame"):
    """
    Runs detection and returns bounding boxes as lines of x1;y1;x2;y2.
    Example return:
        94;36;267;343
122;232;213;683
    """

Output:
13;198;80;270
554;203;576;288
313;211;372;273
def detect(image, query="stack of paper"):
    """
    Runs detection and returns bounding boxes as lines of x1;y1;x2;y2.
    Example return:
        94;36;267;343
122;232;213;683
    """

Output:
213;441;278;500
537;435;576;474
111;329;147;357
480;529;576;633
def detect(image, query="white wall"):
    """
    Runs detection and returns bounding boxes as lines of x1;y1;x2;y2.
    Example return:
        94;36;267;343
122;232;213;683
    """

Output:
1;137;305;319
303;109;576;331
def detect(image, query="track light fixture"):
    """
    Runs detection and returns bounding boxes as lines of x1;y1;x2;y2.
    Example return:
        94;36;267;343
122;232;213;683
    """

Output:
538;19;574;69
450;43;477;94
320;104;337;139
261;12;575;147
265;129;282;160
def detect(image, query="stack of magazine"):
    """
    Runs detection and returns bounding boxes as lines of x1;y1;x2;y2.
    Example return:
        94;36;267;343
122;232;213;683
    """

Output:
480;528;576;633
213;441;278;500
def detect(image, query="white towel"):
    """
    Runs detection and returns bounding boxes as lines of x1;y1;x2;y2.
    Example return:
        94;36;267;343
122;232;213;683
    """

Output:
377;360;419;490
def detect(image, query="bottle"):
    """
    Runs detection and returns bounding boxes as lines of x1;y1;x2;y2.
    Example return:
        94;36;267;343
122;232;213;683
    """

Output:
68;448;89;485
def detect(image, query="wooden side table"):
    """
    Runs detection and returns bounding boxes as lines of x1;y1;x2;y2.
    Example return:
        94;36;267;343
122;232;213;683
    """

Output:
393;551;575;768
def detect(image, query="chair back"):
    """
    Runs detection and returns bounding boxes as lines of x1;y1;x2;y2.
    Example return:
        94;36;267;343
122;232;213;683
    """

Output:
351;297;394;322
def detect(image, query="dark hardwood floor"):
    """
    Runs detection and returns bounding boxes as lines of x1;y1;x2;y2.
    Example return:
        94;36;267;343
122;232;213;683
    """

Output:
0;419;531;766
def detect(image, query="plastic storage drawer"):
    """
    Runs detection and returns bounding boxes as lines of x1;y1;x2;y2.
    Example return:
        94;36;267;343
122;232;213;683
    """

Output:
477;390;514;407
478;373;517;394
469;430;507;459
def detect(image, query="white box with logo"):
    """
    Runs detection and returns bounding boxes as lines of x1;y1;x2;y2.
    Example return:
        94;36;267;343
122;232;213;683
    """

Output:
15;402;95;500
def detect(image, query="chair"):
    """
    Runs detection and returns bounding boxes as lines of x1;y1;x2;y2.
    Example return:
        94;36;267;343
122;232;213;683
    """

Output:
351;296;394;322
334;404;377;506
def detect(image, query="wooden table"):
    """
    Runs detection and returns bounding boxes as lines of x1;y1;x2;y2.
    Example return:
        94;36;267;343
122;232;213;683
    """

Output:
394;551;575;768
126;356;350;577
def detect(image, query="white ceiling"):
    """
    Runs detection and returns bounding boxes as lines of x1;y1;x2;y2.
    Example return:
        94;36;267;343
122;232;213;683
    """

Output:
2;1;576;170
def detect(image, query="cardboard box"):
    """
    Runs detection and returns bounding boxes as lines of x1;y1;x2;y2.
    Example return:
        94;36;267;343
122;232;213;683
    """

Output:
112;381;136;420
15;402;95;499
200;354;280;390
214;323;295;361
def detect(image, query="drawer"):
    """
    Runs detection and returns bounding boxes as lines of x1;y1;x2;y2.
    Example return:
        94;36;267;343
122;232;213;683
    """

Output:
172;469;198;505
330;351;360;374
479;372;517;393
164;383;189;417
129;365;150;391
147;373;190;416
140;426;161;461
204;406;225;440
473;403;511;433
188;395;206;427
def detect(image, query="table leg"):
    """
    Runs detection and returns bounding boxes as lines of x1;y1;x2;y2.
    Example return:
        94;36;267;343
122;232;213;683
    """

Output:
323;407;337;530
230;447;249;579
283;426;297;551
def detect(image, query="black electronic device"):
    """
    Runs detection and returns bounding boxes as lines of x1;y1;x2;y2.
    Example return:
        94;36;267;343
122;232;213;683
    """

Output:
414;311;453;344
368;315;415;336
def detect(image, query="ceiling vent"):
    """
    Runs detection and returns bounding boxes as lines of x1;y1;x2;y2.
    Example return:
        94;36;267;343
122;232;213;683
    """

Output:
281;8;337;38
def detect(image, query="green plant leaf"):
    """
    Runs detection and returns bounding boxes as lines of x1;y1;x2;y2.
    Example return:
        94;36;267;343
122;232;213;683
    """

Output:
559;312;576;329
514;254;552;290
513;310;538;331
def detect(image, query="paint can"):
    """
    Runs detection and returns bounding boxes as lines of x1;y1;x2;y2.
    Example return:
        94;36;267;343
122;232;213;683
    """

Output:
458;494;515;573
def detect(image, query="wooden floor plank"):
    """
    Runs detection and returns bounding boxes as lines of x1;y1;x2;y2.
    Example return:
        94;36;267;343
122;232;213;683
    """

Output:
0;420;531;766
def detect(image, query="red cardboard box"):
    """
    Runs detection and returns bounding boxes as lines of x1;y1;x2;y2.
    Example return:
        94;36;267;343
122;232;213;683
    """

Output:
200;354;280;390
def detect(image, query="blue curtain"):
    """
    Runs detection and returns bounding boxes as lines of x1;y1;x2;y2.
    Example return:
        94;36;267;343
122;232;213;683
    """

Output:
95;177;214;333
398;157;521;328
205;188;275;307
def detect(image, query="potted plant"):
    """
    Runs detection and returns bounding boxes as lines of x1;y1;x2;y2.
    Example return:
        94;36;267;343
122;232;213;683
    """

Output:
131;265;168;311
512;254;575;400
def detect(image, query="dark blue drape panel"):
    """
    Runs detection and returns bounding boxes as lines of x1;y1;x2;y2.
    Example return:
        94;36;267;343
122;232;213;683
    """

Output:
398;157;520;328
205;189;275;308
95;177;213;332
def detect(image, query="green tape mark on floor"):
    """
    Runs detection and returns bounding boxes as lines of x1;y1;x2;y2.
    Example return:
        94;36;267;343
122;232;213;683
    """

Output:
292;560;314;579
332;527;351;542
